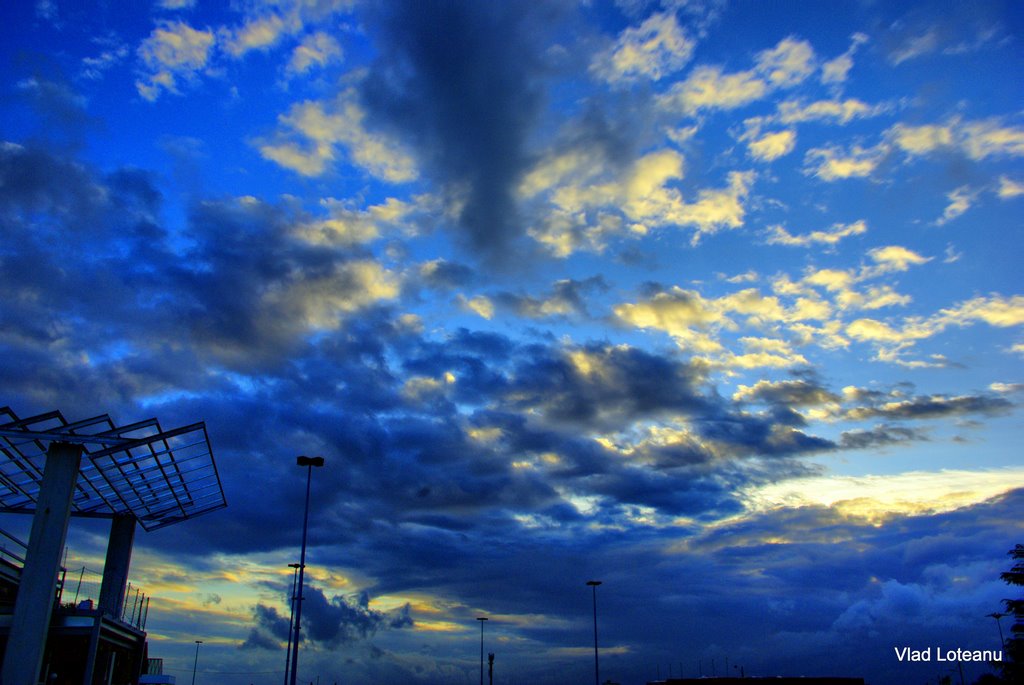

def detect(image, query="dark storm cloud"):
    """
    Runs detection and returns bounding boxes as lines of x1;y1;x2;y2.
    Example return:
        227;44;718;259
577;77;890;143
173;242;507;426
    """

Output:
845;393;1013;421
359;0;568;261
416;258;476;290
839;424;926;449
240;604;291;650
245;588;411;650
299;587;412;645
493;276;609;320
239;629;280;651
503;342;714;428
0;142;404;382
0;142;109;231
13;73;96;145
6;141;1007;624
735;378;841;407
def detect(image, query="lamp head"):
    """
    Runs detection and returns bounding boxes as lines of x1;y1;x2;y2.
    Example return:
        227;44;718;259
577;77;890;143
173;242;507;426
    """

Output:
296;455;325;467
586;580;602;587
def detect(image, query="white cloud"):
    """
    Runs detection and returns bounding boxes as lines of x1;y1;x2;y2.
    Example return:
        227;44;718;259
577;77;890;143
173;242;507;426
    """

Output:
135;21;216;100
536;147;753;248
259;92;417;182
268;260;400;331
888;118;1024;160
668;171;755;243
997;176;1024;199
754;37;816;88
747;129;796;162
223;13;294;57
745;467;1024;518
867;245;931;273
519;148;606;200
658;37;820;116
777;98;884;125
933;295;1024;329
804;143;886;181
286;31;342;76
659;64;767;114
889;29;941;65
821;32;868;85
294;197;416;246
591;11;695;84
843;293;1024;362
888;123;954;155
458;295;495;320
959;119;1024;160
766;220;867;248
934;186;975;226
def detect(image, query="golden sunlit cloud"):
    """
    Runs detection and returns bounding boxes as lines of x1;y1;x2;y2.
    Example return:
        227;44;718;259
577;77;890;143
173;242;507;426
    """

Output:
223;13;292;57
747;129;797;161
777;96;885;125
591;11;694;84
804;143;885;180
287;31;343;76
261;92;417;182
997;175;1024;198
743;467;1024;521
821;32;868;84
136;21;215;100
660;64;767;114
458;294;495;320
277;260;400;329
766;219;867;247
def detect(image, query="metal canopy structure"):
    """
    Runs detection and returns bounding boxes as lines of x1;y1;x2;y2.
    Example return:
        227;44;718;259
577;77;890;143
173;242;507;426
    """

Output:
0;407;226;531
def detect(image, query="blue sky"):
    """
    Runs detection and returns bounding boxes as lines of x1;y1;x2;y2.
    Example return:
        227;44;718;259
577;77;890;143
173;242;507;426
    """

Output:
1;1;1022;684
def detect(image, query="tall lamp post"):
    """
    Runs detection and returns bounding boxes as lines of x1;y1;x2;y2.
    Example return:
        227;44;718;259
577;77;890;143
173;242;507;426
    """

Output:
283;562;301;685
289;455;325;685
586;581;602;685
988;612;1006;647
477;617;488;685
191;640;203;685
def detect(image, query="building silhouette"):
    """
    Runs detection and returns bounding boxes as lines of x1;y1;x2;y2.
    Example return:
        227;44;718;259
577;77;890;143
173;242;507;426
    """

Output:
0;407;225;685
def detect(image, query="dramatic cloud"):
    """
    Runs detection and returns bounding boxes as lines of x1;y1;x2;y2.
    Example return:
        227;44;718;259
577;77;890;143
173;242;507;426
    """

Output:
2;3;1021;684
248;587;412;649
359;0;565;261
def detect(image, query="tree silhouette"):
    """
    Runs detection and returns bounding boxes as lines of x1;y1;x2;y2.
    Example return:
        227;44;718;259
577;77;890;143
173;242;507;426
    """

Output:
997;544;1023;682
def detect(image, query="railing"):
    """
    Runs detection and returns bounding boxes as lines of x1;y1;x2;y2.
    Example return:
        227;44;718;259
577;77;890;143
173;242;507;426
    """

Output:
0;527;152;630
0;527;27;568
121;581;151;630
58;567;151;629
145;658;164;675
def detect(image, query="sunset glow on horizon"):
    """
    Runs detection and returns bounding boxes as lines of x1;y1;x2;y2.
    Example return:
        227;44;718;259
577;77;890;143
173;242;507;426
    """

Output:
1;1;1021;684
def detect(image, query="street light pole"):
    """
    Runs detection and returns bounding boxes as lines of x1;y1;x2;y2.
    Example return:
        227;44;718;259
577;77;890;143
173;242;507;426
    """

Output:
289;455;324;685
477;617;488;685
587;581;601;685
284;562;301;685
988;612;1006;647
191;640;203;685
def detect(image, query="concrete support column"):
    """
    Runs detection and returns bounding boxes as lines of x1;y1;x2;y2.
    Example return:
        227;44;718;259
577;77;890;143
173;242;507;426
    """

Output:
1;441;82;685
98;514;136;619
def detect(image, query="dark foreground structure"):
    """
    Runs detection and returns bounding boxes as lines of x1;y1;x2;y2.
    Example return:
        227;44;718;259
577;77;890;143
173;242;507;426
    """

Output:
647;675;864;679
0;406;225;685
